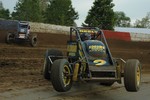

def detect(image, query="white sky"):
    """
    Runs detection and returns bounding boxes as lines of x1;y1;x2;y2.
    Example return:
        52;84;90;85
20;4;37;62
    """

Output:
1;0;150;26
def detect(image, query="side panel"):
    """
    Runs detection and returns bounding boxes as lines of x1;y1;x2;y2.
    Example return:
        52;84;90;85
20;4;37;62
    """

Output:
67;41;77;58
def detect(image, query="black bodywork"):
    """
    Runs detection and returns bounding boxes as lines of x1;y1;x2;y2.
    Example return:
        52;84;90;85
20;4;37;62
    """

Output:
67;27;123;82
6;21;37;47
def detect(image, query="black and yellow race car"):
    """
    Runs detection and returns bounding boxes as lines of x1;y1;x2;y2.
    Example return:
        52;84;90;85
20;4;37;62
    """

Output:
43;27;141;92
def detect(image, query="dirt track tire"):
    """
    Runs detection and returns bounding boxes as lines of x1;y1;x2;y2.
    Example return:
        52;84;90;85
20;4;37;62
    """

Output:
30;34;37;47
124;59;141;92
6;33;14;44
43;49;63;80
51;59;72;92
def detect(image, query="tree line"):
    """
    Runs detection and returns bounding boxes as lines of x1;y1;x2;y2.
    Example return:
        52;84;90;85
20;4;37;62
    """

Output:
0;0;150;29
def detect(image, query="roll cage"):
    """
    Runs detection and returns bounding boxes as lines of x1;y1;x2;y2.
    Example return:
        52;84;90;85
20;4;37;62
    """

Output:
68;27;115;66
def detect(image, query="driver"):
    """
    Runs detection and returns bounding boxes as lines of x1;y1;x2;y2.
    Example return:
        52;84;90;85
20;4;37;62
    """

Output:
80;33;91;41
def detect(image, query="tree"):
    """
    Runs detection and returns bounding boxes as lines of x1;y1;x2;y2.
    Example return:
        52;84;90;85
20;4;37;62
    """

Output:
114;11;131;27
83;0;115;30
0;1;10;19
44;0;78;26
39;0;49;11
0;1;3;10
12;0;43;22
134;12;150;28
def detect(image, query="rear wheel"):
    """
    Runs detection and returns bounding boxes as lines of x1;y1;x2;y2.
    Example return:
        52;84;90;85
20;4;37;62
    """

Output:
51;59;72;92
124;59;141;92
6;33;14;44
43;49;63;80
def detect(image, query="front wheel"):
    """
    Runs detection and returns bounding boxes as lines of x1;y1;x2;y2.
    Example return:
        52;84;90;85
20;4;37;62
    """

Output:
51;59;72;92
124;59;141;92
30;34;37;47
43;49;63;80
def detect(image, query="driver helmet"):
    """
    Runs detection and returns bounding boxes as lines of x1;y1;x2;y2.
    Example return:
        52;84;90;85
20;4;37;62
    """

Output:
80;33;91;41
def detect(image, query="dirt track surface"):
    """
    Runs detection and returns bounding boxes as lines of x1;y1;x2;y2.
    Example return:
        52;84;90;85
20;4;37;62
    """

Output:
0;73;150;100
0;32;150;99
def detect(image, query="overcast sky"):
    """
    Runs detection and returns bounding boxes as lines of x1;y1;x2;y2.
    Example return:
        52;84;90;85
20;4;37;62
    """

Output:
1;0;150;26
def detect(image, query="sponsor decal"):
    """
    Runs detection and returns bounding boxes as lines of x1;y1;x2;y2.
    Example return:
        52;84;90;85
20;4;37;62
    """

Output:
19;34;25;38
89;45;105;52
79;29;97;33
93;59;106;66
